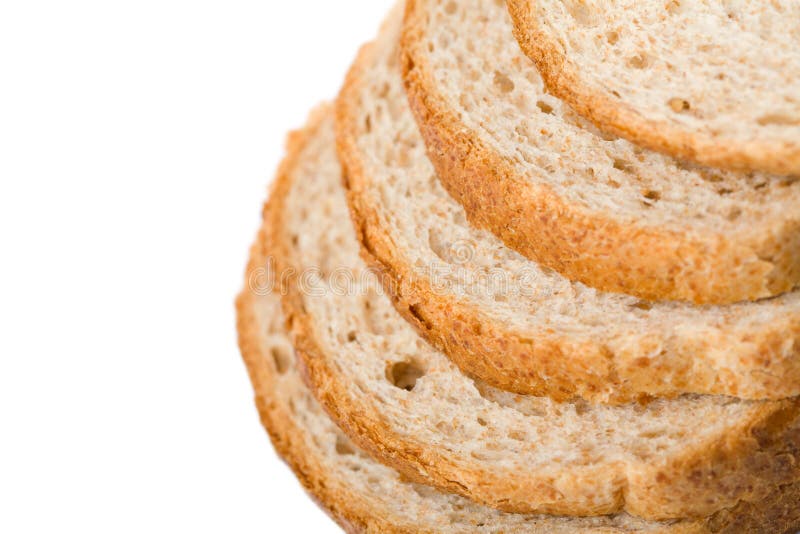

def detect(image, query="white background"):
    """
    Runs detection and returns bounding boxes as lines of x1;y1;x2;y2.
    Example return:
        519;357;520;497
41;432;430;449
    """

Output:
0;1;394;532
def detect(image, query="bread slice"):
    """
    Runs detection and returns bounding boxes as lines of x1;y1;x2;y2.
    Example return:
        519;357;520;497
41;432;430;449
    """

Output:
236;182;800;534
268;101;800;518
401;0;800;305
337;0;800;404
237;171;800;533
507;0;800;178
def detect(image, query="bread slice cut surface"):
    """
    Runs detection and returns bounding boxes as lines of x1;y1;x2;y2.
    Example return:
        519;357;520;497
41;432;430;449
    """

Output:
402;0;800;305
507;0;800;177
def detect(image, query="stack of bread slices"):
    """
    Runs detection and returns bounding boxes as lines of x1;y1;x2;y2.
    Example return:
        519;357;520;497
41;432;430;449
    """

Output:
236;1;800;532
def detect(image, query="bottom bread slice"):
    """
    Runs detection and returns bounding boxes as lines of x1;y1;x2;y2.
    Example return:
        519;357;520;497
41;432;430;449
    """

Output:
254;104;800;522
236;213;800;533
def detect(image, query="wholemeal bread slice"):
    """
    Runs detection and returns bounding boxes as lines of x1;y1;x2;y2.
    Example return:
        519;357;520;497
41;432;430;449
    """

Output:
237;178;800;533
269;103;800;518
401;0;800;305
337;0;800;404
507;0;800;177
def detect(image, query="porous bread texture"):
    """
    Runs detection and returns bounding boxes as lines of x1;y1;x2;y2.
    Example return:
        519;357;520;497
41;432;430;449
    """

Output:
272;106;800;519
236;137;800;533
507;0;800;177
337;0;800;404
402;0;800;305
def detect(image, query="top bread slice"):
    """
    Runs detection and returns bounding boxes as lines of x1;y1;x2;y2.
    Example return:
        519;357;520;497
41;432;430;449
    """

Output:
268;100;800;518
337;0;800;404
507;0;800;178
237;161;800;533
402;0;800;305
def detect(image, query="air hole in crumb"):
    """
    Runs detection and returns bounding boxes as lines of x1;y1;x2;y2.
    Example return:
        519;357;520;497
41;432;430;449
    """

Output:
470;450;493;461
665;0;681;15
428;228;451;263
606;31;619;44
335;436;356;456
757;113;800;126
668;98;691;113
607;179;621;188
536;100;554;114
565;1;597;25
493;71;515;94
444;0;457;14
699;170;723;183
270;345;292;375
364;115;372;133
632;300;653;311
727;208;742;221
643;190;661;201
508;429;526;441
436;421;454;435
627;53;650;69
346;331;357;343
613;158;635;173
477;417;488;426
386;360;425;391
717;188;733;196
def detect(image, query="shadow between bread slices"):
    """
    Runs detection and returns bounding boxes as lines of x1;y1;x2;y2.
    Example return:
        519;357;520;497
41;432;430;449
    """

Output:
402;0;800;306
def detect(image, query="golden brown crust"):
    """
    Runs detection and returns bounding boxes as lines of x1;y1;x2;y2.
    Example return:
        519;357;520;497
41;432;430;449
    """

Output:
331;0;800;404
505;1;800;177
401;0;800;305
239;105;800;532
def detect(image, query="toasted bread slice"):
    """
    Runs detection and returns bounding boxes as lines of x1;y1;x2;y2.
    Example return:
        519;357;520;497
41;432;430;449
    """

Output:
507;0;800;177
337;0;800;403
267;104;800;518
401;0;800;305
237;167;800;532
